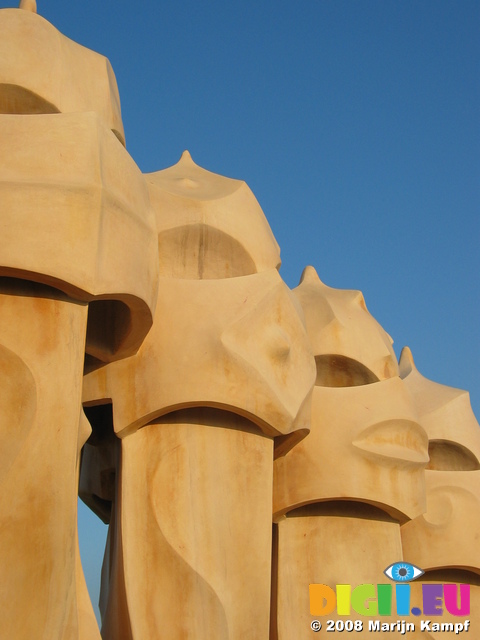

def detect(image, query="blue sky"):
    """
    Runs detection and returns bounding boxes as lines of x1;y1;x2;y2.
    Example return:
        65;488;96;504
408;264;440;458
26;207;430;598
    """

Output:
2;0;478;622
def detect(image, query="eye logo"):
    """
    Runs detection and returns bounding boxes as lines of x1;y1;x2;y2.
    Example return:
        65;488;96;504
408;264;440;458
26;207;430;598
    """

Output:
384;562;424;582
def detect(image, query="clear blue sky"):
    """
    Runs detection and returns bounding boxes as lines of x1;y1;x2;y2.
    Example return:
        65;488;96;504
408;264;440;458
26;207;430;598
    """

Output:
2;0;478;622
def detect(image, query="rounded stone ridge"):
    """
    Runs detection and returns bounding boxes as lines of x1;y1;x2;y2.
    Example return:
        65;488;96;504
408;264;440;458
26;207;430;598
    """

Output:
145;152;281;278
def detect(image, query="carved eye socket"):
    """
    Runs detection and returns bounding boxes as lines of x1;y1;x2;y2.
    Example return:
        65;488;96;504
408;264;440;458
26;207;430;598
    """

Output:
427;441;480;471
314;355;378;387
384;562;424;582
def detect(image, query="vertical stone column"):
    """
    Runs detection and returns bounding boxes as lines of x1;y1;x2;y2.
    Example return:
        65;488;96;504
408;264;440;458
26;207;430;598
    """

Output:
103;414;273;639
0;30;158;632
81;154;316;639
0;281;88;639
275;508;405;639
272;267;428;639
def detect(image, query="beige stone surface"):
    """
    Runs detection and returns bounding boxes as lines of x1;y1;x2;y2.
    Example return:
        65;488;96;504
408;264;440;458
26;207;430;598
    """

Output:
273;267;428;520
400;349;480;638
270;270;432;637
19;0;37;12
146;150;281;278
402;469;480;572
0;112;159;361
274;376;428;521
269;272;431;636
0;9;160;637
295;266;398;385
101;413;273;639
0;103;157;636
399;346;480;469
400;347;480;571
0;280;93;639
80;155;316;637
0;7;124;143
274;510;406;639
1;4;478;638
83;269;315;441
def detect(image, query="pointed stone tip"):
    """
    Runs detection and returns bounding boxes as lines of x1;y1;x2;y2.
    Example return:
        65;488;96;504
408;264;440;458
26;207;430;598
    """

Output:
180;150;195;163
19;0;37;12
399;346;416;377
299;265;322;285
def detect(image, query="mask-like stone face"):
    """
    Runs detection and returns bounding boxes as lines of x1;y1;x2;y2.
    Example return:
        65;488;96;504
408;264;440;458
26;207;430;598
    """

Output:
0;112;159;362
274;376;428;520
274;268;426;520
400;347;480;572
294;266;398;385
145;151;281;279
85;269;316;442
